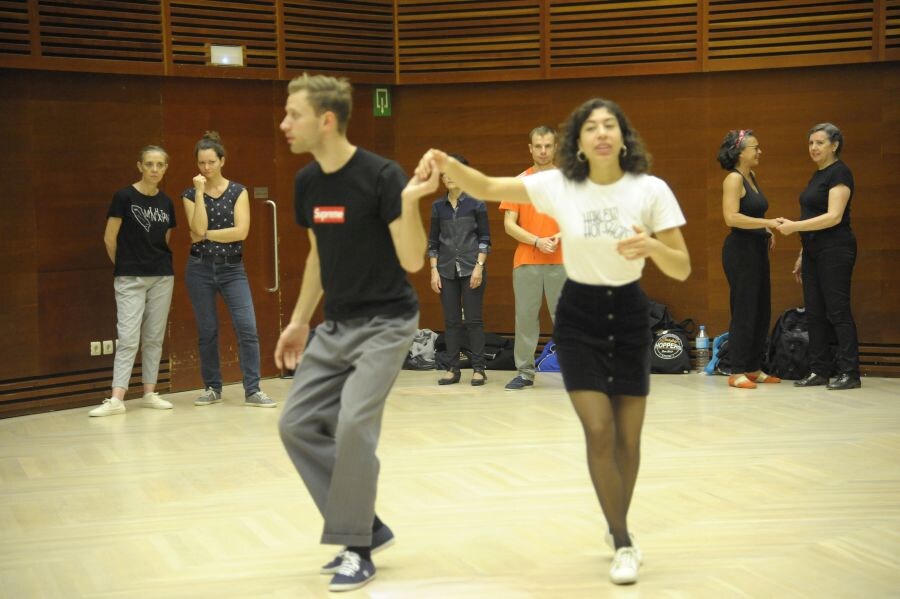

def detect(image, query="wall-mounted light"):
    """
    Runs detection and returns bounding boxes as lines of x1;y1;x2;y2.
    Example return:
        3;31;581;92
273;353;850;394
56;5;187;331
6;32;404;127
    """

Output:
209;45;244;67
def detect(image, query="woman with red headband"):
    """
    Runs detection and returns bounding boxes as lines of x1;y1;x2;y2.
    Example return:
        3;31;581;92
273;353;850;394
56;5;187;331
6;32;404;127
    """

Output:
717;129;784;389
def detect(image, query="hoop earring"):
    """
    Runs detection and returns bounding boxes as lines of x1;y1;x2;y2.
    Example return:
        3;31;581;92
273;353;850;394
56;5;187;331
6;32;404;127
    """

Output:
576;150;587;162
620;146;628;157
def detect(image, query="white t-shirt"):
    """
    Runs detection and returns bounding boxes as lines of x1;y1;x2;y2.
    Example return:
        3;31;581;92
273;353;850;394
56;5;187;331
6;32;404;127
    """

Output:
522;170;686;286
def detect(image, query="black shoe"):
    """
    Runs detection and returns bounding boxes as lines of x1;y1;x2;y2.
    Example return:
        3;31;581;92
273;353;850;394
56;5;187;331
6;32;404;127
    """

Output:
794;373;828;387
438;368;461;385
471;366;487;386
827;373;862;390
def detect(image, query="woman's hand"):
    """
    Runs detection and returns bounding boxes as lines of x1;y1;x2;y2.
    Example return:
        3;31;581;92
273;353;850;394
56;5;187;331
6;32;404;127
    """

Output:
469;264;483;289
430;268;442;294
415;149;450;181
792;254;803;284
776;219;798;235
616;225;657;260
193;174;206;194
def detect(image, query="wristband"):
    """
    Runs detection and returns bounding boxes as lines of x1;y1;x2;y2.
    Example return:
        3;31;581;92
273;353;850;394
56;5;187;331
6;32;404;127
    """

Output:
534;237;539;247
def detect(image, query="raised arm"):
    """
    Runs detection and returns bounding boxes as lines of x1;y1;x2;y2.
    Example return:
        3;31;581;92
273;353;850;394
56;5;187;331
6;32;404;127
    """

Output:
389;164;441;273
616;225;691;282
416;149;530;204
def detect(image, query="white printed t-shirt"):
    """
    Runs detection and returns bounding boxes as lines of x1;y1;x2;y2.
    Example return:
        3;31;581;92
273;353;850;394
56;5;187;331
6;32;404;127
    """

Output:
521;170;686;286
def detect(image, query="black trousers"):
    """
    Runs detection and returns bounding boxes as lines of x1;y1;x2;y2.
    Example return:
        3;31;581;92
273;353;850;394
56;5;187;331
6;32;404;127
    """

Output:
722;231;771;373
439;271;486;369
801;230;859;377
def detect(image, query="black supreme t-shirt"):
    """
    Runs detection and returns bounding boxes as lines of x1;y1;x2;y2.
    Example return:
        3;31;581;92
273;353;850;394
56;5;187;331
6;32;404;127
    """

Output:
294;148;418;321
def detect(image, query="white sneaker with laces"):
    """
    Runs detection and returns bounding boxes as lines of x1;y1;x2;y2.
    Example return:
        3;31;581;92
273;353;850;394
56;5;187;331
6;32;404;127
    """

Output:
142;392;173;410
610;546;640;585
605;532;642;563
89;397;125;417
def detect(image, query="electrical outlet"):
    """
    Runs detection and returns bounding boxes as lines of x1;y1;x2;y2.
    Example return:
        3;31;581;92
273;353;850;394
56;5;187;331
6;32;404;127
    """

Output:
102;340;114;355
90;341;102;356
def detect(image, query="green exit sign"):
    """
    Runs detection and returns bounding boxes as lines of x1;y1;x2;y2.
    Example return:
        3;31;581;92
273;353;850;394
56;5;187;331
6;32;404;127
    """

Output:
374;87;391;117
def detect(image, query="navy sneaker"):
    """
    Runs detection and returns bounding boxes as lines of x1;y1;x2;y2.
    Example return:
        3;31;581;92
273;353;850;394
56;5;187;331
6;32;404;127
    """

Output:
320;524;395;574
328;551;376;592
504;375;534;391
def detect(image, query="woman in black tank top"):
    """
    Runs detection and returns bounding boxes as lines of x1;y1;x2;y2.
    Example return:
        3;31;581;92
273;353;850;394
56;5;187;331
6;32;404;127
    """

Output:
717;130;785;389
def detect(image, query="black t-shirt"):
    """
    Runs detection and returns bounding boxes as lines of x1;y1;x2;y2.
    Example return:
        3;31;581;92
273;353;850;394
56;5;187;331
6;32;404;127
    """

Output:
182;181;245;257
107;185;176;276
799;160;854;237
294;147;418;321
734;171;769;237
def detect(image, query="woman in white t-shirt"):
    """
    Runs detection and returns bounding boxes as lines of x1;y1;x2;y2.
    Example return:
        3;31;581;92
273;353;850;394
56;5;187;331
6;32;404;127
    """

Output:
414;98;690;585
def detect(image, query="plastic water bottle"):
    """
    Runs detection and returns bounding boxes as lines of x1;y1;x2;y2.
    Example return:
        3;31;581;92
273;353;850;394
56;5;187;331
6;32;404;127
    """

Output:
695;325;710;373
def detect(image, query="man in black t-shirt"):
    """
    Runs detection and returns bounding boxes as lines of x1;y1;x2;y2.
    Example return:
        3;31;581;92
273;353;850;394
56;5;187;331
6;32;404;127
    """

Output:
275;73;439;593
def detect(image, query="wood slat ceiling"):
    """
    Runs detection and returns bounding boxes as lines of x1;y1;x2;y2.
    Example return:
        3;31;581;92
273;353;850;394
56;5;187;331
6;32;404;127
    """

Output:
0;0;31;56
396;0;541;80
887;0;900;57
708;0;875;67
283;0;394;77
36;0;162;62
169;0;276;69
549;0;698;72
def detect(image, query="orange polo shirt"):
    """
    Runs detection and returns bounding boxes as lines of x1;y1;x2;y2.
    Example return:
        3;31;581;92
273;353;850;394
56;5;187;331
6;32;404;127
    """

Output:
499;166;564;269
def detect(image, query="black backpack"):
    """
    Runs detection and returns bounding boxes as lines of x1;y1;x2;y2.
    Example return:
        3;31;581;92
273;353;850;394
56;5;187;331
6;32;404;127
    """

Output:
648;300;694;374
764;307;810;380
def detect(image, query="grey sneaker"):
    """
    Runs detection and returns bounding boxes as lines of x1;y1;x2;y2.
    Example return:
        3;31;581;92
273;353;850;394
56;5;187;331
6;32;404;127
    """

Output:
141;392;173;410
89;397;125;417
321;524;395;574
504;375;534;391
244;391;276;408
194;387;221;406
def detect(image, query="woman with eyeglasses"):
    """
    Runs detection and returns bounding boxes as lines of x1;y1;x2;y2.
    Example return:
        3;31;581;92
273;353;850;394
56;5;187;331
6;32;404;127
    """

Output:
717;129;784;389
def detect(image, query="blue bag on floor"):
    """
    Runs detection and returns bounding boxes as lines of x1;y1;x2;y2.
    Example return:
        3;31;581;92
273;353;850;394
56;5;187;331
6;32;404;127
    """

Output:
705;332;730;375
536;340;560;372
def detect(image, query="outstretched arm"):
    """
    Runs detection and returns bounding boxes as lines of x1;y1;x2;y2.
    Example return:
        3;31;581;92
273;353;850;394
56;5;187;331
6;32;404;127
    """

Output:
415;149;530;204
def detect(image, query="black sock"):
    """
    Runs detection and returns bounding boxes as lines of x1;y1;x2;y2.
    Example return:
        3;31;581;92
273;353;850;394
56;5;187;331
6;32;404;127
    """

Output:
372;515;384;532
348;545;372;561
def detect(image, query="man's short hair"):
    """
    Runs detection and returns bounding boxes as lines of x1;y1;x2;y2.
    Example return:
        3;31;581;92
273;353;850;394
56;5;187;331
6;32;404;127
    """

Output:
287;73;353;134
529;125;558;143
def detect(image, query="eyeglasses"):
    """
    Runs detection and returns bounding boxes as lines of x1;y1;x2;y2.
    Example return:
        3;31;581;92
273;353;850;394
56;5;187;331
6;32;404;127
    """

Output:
744;145;761;152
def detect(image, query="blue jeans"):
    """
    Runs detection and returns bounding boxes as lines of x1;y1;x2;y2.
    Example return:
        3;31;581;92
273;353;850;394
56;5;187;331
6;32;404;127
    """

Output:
185;256;261;396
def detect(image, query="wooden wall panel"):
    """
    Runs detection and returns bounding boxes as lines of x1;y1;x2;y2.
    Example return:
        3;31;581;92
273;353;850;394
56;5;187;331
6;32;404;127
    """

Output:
390;63;900;349
1;61;898;417
282;0;394;82
395;0;542;84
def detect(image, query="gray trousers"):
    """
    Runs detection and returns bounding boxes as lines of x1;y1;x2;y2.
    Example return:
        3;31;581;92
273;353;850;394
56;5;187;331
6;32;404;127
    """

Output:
112;276;175;390
278;311;418;546
512;264;566;380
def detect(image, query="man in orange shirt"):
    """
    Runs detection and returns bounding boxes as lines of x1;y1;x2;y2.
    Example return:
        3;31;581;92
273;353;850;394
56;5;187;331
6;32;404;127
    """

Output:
499;126;566;390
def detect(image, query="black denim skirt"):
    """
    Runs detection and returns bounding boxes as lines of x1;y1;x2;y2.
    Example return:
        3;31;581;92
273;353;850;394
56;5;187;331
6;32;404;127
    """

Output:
554;279;652;396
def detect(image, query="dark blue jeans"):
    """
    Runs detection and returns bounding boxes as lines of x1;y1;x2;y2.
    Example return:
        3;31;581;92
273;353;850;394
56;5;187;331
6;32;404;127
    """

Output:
185;256;261;396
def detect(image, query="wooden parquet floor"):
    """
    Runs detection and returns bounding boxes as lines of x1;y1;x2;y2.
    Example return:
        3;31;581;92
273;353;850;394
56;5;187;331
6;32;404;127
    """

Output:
1;371;898;598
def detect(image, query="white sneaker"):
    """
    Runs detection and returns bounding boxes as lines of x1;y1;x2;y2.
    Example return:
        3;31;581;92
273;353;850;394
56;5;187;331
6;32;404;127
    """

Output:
610;546;640;585
605;532;643;563
141;392;173;410
89;397;125;417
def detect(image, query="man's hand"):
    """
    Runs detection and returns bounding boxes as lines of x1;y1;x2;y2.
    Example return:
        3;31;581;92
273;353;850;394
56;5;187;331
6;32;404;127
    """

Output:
275;322;311;370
